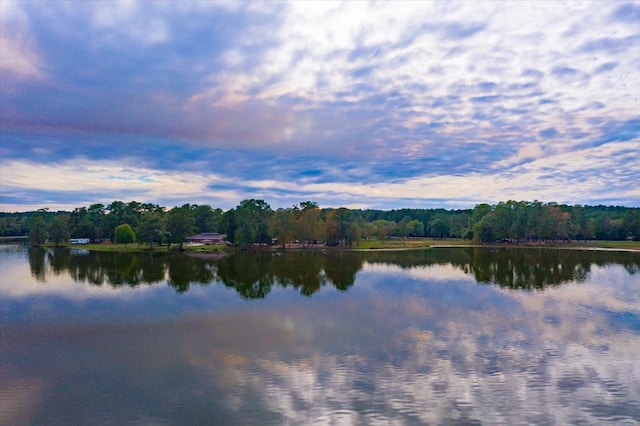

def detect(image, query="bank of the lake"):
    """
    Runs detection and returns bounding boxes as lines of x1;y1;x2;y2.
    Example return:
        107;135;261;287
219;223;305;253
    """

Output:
39;242;230;253
37;238;640;253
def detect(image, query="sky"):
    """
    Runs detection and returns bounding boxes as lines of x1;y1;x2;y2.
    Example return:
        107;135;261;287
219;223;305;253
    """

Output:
1;1;639;212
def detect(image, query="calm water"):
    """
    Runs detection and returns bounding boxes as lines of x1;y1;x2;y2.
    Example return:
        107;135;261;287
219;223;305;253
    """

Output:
1;244;639;425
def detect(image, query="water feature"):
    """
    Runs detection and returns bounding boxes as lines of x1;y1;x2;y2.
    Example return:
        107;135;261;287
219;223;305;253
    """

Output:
1;244;639;424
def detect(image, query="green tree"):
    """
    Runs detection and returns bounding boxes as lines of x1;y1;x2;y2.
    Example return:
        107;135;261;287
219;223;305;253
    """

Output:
49;215;70;246
492;202;513;240
193;204;223;233
448;213;469;238
234;216;257;248
234;199;273;247
296;201;324;244
221;209;238;245
397;215;413;237
167;205;195;250
372;219;395;240
114;223;136;245
270;207;296;248
408;219;425;236
570;204;588;240
69;207;99;240
137;212;165;249
527;200;545;240
623;209;640;240
28;212;48;246
429;217;450;239
325;208;359;246
473;213;496;243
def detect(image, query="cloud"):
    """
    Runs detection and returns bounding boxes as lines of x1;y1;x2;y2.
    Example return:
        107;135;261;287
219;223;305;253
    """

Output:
594;62;618;74
0;2;45;90
579;35;640;54
0;158;239;210
539;127;558;139
1;1;639;211
3;126;638;211
611;2;640;23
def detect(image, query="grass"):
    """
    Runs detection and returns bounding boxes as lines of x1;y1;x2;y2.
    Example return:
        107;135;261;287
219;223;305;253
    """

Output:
355;238;468;250
567;240;640;251
60;242;231;253
46;238;640;252
355;238;640;251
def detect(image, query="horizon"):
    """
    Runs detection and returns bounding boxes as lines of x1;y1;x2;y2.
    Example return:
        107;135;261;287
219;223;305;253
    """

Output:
1;1;639;212
1;198;637;215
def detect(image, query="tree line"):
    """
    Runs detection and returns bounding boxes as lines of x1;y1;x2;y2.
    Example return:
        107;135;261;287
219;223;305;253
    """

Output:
2;199;638;247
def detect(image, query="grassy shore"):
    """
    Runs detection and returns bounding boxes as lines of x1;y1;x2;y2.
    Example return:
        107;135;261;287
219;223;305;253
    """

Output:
355;239;469;250
355;239;640;251
59;242;230;253
41;238;640;252
564;240;640;251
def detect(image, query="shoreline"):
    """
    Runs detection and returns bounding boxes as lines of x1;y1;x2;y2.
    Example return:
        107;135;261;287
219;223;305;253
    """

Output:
12;239;639;253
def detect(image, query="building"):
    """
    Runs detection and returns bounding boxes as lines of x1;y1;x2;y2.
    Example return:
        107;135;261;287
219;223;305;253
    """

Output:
69;238;90;244
186;233;227;245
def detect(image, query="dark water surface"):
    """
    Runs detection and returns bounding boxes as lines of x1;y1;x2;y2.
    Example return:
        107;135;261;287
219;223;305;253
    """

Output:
1;244;639;425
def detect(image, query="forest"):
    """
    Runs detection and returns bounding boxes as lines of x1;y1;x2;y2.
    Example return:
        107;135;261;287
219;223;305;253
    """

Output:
1;199;638;247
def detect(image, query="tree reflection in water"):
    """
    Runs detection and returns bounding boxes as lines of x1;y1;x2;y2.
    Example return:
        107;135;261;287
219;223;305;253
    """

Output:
28;247;639;297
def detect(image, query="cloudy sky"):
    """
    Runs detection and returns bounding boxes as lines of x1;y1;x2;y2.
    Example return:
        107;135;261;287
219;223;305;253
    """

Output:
1;1;639;212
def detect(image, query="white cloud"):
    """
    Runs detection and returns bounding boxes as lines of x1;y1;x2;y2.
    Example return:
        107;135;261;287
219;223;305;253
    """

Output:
0;1;44;84
0;159;240;210
2;133;639;211
1;1;639;210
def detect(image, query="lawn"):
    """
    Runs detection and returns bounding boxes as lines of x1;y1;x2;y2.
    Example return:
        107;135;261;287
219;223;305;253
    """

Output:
51;238;639;252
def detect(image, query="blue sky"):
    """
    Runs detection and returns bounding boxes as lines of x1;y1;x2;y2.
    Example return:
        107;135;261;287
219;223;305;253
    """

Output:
1;1;639;212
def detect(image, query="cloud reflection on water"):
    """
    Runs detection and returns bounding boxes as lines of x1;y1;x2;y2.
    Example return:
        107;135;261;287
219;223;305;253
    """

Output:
1;246;639;424
190;281;639;424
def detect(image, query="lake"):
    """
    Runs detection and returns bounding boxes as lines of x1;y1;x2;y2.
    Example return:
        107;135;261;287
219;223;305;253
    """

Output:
1;244;639;425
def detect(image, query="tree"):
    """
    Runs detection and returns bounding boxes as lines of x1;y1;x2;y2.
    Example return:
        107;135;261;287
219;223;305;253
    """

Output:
429;217;450;239
167;205;195;250
221;209;238;245
137;212;165;249
623;209;640;240
234;199;273;247
473;213;495;243
234;216;257;248
448;213;468;238
408;219;425;237
28;212;48;246
372;219;395;240
49;215;70;246
193;205;223;233
492;202;513;240
114;223;136;245
546;204;570;241
325;208;359;246
99;213;118;242
296;201;324;244
69;208;98;241
84;203;105;240
270;207;295;248
397;215;413;237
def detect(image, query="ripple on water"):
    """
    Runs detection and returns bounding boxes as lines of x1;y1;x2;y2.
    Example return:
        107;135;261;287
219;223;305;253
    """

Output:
0;376;44;426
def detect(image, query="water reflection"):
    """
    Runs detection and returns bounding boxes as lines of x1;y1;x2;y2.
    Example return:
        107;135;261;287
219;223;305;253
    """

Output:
25;247;640;297
2;244;639;424
363;247;639;289
3;295;638;424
